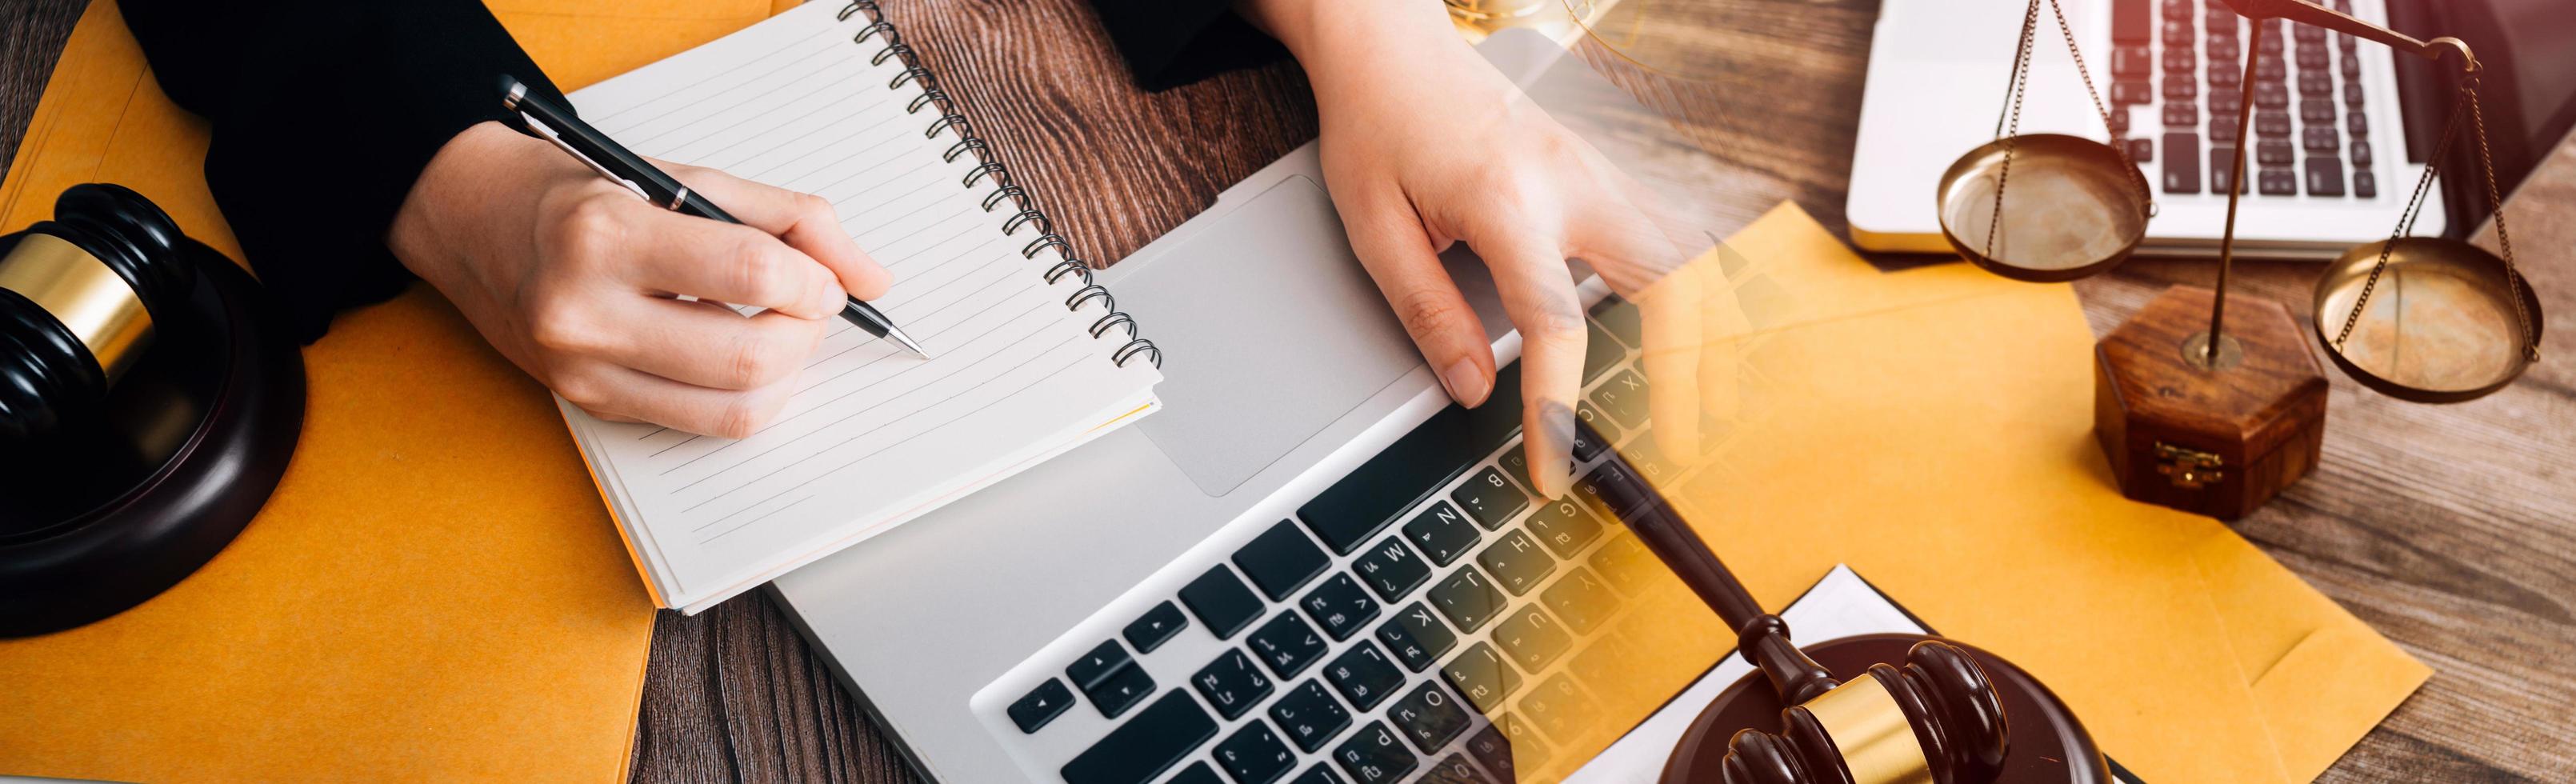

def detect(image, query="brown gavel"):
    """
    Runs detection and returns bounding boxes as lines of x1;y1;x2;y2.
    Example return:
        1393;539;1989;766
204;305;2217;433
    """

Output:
1576;419;2098;784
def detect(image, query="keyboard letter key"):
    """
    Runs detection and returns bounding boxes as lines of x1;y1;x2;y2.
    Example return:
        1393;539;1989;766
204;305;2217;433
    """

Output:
1333;722;1421;784
1181;566;1267;640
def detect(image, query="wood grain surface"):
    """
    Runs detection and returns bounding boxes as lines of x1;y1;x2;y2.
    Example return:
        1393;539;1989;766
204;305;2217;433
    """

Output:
2;0;2569;782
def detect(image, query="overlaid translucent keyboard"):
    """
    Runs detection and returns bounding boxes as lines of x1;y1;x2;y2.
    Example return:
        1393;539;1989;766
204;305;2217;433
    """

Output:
971;295;1750;784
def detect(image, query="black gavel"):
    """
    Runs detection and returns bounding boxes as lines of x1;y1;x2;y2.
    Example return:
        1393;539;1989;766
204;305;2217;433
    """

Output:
1577;420;2018;784
0;182;191;448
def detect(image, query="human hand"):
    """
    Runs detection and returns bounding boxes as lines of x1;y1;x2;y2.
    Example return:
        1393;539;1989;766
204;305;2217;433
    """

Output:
1246;0;1743;498
388;121;890;438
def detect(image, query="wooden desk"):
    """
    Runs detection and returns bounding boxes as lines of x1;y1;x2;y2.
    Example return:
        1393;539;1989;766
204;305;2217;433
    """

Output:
2;1;2567;781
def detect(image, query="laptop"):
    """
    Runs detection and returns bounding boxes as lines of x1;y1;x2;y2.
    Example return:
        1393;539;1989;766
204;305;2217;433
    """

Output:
1847;0;2576;259
766;7;2571;782
765;28;1760;783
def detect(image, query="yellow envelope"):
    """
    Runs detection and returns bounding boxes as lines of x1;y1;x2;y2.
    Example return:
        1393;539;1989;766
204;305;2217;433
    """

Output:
0;1;780;780
1662;202;2427;783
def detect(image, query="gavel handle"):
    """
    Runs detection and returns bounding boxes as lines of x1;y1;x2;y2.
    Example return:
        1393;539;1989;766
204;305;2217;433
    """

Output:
1580;421;1840;705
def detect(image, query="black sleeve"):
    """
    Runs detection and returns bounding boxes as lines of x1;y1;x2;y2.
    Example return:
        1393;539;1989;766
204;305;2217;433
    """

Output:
1085;0;1290;90
118;0;569;342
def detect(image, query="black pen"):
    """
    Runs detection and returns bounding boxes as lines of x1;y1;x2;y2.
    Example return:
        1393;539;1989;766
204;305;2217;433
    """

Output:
498;75;930;358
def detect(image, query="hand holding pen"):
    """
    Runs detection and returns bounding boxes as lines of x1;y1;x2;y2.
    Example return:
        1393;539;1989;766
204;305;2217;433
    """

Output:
382;78;910;438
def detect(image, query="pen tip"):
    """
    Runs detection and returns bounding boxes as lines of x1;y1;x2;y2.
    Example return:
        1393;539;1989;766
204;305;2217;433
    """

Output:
888;327;931;358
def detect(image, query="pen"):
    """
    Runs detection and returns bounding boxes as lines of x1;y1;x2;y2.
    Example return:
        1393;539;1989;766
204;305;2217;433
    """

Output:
498;75;930;358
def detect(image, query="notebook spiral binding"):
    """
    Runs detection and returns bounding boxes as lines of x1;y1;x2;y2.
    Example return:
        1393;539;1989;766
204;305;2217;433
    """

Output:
838;1;1162;369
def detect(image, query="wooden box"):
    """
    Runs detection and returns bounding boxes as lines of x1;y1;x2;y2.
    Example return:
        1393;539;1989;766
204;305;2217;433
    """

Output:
2094;286;2327;520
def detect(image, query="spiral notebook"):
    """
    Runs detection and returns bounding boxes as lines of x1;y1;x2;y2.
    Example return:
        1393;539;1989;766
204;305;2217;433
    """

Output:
556;0;1165;614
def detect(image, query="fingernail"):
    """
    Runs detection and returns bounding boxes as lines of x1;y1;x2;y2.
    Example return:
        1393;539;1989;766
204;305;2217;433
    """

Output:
1537;400;1576;498
1440;358;1490;407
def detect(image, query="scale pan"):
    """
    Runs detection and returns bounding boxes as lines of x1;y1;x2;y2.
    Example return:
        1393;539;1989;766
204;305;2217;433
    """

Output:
1937;134;2148;282
2313;238;2542;403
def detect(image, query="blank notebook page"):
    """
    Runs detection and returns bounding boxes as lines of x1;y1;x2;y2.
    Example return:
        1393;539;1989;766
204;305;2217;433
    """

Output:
555;1;1162;612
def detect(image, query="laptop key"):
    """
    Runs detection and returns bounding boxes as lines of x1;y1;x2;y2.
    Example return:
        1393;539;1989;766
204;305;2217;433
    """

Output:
1296;361;1525;554
1067;639;1133;693
2302;126;2339;154
1007;678;1075;734
2255;109;2291;136
2113;45;2153;78
1235;520;1332;601
1542;567;1619;634
1122;601;1188;654
1388;680;1474;754
1086;662;1155;718
2208;87;2242;114
1466;724;1539;782
1060;690;1218;784
1589;297;1642;347
1582;318;1626;382
2161;101;2197;128
1493;604;1574;671
1249;610;1330;679
1378;603;1459;672
2347;111;2367;138
1450;467;1529;530
2210;147;2247;194
1290;764;1347;784
2258;168;2299;195
2113;79;2152;105
1402;502;1482;566
2253;83;2288;110
1428;565;1509;631
2354;170;2377;198
2162;133;2202;194
1440;642;1524;713
1300;573;1382;642
2209;114;2240;142
1588;534;1657;595
1530;494;1606;558
1333;722;1420;784
1270;680;1355;753
1418;754;1498;784
1193;649;1275;720
1181;566;1266;640
2300;99;2335;124
1353;536;1433;600
1477;531;1557;597
1521;674;1604;744
1325;641;1409;710
1591;370;1648;430
1573;401;1620;454
1171;762;1225;784
2257;139;2295;166
1214;720;1298;784
2305;158;2346;197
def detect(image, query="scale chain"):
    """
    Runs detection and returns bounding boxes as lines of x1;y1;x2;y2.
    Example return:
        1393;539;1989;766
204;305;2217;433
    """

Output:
1986;0;2154;261
2464;78;2538;360
1986;0;2045;258
2334;78;2467;350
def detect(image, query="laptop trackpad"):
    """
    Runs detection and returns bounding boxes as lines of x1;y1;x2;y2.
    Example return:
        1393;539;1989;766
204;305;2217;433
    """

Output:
1119;176;1423;496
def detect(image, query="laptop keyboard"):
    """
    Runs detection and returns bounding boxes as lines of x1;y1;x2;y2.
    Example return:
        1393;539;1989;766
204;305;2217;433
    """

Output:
976;296;1732;784
2114;0;2381;198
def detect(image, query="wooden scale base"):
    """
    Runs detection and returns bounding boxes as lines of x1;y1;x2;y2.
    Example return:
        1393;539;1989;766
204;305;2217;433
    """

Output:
0;238;304;638
2095;286;2327;520
1662;634;2109;784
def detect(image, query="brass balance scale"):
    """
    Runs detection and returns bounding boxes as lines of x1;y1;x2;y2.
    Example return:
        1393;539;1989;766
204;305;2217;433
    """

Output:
1939;0;2543;518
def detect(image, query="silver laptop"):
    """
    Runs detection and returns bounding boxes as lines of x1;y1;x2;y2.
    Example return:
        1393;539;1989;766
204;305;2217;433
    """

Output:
1853;0;2439;259
770;29;1730;784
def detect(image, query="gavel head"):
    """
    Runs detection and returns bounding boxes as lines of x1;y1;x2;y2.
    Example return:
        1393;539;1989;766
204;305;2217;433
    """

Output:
1722;640;2010;784
0;183;190;446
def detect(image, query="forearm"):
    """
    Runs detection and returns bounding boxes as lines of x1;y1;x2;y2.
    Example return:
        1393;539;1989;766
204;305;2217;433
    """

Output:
1237;0;1470;93
118;0;563;341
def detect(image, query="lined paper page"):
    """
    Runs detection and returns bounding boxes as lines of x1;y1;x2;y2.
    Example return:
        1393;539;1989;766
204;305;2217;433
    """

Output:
558;2;1162;610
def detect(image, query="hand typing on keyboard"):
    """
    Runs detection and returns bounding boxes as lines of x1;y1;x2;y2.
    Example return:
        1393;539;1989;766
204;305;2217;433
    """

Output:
1240;0;1750;498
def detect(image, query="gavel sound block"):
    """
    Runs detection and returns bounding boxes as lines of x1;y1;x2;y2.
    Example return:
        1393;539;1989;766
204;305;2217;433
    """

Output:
1570;421;2109;784
0;184;305;638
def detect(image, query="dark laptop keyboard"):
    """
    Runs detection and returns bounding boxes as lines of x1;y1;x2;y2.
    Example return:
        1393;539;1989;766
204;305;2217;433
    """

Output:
981;295;1726;784
2114;0;2379;198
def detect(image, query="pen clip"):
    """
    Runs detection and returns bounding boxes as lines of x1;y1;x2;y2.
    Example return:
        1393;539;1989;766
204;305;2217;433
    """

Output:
519;112;654;203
